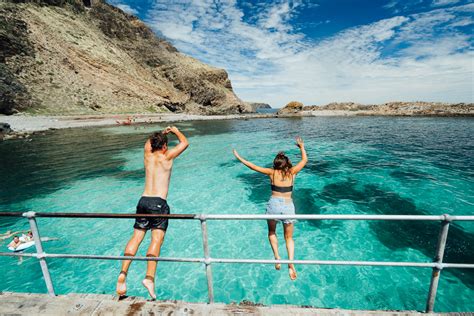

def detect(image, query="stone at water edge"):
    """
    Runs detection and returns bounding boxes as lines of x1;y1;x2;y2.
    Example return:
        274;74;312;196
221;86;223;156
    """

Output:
0;122;12;136
277;101;304;115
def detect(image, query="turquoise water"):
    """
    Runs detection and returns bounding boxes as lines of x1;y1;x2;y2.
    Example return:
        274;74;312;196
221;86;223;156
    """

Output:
0;117;473;312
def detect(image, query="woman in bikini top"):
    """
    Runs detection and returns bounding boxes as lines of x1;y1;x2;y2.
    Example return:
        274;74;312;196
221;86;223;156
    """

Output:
233;136;308;281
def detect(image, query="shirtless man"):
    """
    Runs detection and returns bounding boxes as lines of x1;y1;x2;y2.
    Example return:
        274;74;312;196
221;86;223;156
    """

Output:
116;126;188;299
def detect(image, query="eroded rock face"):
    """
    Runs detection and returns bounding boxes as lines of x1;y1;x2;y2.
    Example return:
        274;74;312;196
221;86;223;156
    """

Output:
277;101;304;115
0;0;252;115
304;102;474;116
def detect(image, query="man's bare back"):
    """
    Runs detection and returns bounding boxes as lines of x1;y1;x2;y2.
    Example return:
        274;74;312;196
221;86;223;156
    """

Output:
142;126;188;199
142;141;173;199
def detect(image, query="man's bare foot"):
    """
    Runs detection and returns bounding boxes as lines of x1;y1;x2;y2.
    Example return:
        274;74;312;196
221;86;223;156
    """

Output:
275;257;281;270
142;277;156;300
116;271;127;297
288;264;297;280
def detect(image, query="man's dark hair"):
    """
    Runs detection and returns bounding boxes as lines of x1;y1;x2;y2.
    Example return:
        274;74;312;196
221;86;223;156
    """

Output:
150;132;168;152
13;235;18;239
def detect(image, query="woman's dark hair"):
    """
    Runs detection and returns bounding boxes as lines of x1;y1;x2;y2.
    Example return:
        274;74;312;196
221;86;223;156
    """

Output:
149;132;168;152
273;152;292;179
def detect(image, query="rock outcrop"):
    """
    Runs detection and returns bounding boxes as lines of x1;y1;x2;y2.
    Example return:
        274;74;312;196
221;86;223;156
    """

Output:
277;101;304;115
0;123;11;138
278;101;473;117
246;102;272;111
0;0;252;115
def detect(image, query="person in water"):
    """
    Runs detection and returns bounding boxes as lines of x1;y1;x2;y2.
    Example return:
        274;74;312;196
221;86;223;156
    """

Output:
8;236;22;250
233;137;307;280
116;126;189;299
23;231;33;242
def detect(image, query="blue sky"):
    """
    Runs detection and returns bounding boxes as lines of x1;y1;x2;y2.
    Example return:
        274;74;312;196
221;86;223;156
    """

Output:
108;0;474;107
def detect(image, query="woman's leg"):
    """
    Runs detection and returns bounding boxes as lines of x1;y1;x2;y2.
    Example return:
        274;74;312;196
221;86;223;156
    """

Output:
284;223;297;280
267;220;281;270
142;228;166;300
116;228;146;296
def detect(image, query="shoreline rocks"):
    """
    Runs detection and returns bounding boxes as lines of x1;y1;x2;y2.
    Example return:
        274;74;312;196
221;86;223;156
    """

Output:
277;101;474;117
277;101;303;115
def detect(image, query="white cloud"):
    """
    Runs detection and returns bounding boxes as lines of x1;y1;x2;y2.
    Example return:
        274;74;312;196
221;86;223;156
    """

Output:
145;1;473;107
116;4;138;15
432;0;461;7
108;0;139;15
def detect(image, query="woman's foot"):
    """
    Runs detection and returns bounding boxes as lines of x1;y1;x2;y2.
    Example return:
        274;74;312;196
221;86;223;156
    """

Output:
288;264;297;281
116;271;127;297
275;257;281;270
142;277;156;300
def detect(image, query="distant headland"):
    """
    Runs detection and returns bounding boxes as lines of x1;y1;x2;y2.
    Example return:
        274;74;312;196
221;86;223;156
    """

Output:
277;101;474;117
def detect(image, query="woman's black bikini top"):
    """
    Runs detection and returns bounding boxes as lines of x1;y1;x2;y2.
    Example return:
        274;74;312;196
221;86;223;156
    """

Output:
270;172;293;193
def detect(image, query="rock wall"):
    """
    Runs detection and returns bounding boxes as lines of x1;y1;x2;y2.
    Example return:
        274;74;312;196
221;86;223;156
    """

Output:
0;0;252;115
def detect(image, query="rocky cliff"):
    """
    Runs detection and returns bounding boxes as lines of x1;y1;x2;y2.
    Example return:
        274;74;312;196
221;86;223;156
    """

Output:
0;0;252;115
278;101;473;116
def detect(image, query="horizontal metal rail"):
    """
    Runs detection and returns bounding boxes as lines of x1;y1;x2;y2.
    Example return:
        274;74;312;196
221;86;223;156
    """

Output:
0;211;473;221
0;211;473;313
1;252;473;269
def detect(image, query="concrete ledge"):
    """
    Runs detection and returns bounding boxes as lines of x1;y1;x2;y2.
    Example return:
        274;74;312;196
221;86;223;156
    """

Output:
0;292;471;316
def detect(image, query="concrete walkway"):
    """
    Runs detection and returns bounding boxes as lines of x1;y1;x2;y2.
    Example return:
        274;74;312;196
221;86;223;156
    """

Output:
0;292;471;316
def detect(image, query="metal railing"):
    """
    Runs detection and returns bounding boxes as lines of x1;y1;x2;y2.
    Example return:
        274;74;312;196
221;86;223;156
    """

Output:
0;211;473;313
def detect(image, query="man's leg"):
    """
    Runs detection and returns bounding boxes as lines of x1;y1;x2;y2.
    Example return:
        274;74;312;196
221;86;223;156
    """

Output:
142;228;165;300
267;220;281;270
116;229;146;296
283;223;297;280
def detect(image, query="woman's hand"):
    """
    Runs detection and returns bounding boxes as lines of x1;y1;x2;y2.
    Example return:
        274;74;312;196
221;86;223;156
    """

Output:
296;136;304;148
233;149;241;160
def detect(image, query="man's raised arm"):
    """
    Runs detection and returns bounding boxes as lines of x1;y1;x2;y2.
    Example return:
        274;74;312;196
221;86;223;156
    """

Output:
165;126;189;159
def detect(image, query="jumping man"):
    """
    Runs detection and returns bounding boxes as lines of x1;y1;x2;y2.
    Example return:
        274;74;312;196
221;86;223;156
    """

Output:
116;126;189;299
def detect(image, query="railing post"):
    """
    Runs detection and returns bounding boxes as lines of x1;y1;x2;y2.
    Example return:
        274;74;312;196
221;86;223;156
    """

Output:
425;215;450;313
200;217;214;303
24;211;56;296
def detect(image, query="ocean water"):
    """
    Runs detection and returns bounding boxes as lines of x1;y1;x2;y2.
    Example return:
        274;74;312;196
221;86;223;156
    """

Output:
0;117;473;312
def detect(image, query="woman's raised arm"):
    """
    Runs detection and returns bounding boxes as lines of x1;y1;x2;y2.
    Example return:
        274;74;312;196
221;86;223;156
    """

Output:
233;149;273;175
291;137;308;174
